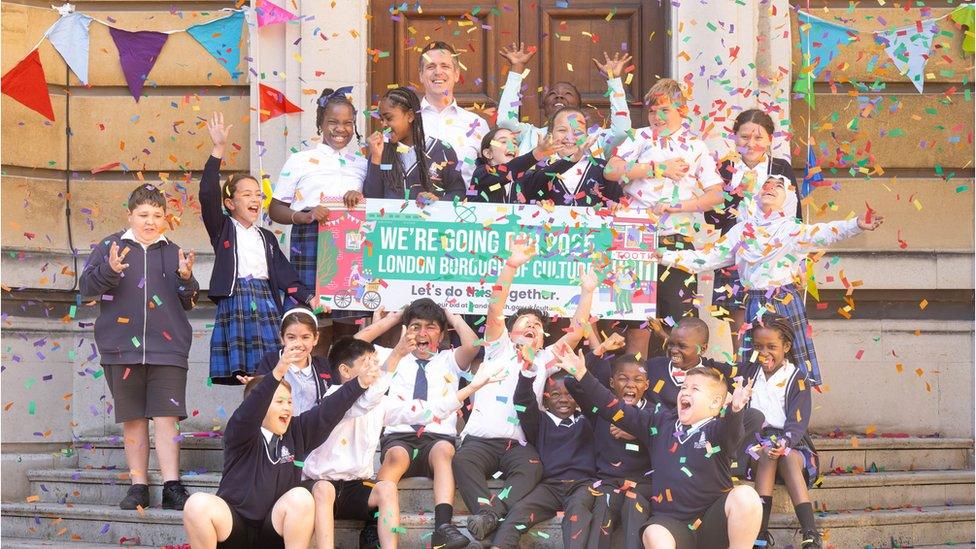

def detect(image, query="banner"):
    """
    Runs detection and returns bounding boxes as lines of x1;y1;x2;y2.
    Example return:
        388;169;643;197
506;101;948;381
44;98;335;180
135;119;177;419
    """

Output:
1;50;56;121
875;21;940;93
794;11;859;108
259;82;302;122
315;200;658;321
255;0;297;28
186;11;245;79
108;27;168;101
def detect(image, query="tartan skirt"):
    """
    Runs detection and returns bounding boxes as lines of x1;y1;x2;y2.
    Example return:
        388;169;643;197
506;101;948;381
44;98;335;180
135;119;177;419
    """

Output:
740;283;822;386
745;428;821;489
209;278;282;385
289;220;318;290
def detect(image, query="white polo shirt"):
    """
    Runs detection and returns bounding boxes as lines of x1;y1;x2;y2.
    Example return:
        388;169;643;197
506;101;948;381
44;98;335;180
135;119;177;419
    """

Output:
420;97;489;185
750;361;797;429
613;126;722;237
272;143;368;212
375;345;463;436
230;218;268;279
461;331;555;444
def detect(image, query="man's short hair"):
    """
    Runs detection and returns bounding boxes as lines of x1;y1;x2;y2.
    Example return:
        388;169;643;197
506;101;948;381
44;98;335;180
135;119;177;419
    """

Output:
243;375;291;400
644;78;686;107
127;184;166;211
419;41;459;71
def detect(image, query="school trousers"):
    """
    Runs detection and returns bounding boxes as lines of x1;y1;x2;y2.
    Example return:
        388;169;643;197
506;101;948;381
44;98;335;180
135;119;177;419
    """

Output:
586;479;653;549
453;435;543;517
491;478;594;549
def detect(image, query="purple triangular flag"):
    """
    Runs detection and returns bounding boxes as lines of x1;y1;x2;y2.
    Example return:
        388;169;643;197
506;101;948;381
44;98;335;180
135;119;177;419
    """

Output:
108;27;168;102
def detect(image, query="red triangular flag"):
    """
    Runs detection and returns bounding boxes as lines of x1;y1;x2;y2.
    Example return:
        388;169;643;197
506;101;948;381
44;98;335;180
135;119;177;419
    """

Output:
1;49;55;121
258;83;302;122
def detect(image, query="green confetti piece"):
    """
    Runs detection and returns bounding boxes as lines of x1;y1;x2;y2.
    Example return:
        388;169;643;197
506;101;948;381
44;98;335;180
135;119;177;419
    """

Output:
514;404;527;412
681;466;693;477
25;378;36;389
625;443;639;452
93;370;104;379
153;295;162;306
207;377;213;387
498;485;512;500
69;305;77;318
412;448;419;460
28;401;36;415
131;337;141;348
293;460;304;467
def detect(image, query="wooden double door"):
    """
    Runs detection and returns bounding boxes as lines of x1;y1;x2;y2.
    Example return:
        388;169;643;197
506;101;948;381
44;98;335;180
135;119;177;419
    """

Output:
369;1;670;126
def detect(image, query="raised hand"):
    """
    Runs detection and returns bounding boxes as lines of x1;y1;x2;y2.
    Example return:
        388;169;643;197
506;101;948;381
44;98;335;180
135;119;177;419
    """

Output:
207;112;233;158
357;355;381;388
472;360;509;388
235;374;254;385
274;344;307;379
596;333;627;356
499;42;536;73
533;132;559;160
343;190;364;209
367;131;385;164
730;376;755;413
578;263;599;293
592;51;634;79
506;234;538;268
567;135;598;162
392;325;418;359
108;242;130;274
178;249;195;280
857;211;885;231
609;425;637;441
553;344;587;380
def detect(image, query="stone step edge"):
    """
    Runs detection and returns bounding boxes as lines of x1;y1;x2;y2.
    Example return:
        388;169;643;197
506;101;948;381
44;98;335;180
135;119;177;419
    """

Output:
3;502;974;529
26;468;975;491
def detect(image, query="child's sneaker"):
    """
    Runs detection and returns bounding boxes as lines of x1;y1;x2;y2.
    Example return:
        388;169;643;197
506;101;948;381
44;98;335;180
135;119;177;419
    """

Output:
161;481;190;510
754;530;775;547
119;484;150;510
465;510;500;540
800;529;823;549
432;523;469;549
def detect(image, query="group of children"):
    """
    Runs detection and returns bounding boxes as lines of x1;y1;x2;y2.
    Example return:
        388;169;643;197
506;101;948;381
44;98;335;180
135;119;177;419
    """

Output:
77;39;888;549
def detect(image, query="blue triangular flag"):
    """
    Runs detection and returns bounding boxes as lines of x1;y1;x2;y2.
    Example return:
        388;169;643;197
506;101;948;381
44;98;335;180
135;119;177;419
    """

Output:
46;13;93;85
801;144;822;197
186;11;245;79
875;22;940;93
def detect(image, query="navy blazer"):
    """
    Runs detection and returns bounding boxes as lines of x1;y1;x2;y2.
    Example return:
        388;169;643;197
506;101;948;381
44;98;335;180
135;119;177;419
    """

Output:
363;137;466;200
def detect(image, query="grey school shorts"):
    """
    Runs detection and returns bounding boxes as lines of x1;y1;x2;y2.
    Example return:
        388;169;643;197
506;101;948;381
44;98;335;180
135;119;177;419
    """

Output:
103;364;188;423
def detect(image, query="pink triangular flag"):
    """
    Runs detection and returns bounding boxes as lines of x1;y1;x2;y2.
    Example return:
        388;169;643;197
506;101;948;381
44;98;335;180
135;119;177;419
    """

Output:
256;0;297;27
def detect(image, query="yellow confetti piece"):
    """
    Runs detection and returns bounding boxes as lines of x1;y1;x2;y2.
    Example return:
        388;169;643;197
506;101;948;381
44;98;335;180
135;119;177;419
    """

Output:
919;299;929;310
652;379;665;393
566;62;574;72
612;409;624;422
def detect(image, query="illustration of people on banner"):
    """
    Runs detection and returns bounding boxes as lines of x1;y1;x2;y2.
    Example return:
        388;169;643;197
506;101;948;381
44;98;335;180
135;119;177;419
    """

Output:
315;199;657;321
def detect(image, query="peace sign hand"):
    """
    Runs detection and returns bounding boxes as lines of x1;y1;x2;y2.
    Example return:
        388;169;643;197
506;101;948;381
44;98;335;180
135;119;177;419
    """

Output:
178;249;195;280
592;51;634;79
108;242;130;274
730;376;755;413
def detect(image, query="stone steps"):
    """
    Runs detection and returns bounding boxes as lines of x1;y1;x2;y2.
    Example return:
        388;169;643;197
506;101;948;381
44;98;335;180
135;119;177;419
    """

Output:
71;435;975;473
3;540;972;549
3;501;973;548
23;468;975;515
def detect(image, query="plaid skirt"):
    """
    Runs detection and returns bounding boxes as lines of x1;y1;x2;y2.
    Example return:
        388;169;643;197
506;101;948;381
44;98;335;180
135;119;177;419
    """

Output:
712;265;746;310
745;427;821;489
289;219;318;290
209;278;282;385
740;283;822;386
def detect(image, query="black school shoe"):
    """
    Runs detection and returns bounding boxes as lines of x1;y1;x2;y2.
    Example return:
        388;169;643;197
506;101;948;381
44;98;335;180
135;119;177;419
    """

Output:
161;481;190;510
119;484;150;510
359;523;380;548
801;529;823;549
465;510;500;541
432;523;469;549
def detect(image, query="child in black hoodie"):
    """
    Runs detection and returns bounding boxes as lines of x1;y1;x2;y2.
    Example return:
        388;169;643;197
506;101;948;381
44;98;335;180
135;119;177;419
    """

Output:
80;184;199;511
181;344;376;549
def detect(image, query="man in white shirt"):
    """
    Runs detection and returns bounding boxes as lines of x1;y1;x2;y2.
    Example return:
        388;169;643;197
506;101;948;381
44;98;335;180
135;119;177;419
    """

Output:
453;236;599;543
353;299;480;549
417;41;490;185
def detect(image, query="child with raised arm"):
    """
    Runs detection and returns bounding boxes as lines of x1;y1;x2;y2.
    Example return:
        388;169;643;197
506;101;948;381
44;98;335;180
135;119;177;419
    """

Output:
181;342;377;549
658;175;885;385
301;335;506;549
353;299;480;549
744;315;821;549
452;237;598;543
202;112;319;384
557;349;763;549
80;184;199;511
603;78;725;354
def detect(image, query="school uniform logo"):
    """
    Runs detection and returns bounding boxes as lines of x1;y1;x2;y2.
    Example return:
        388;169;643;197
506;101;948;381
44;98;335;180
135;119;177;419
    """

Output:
279;445;295;464
693;431;709;450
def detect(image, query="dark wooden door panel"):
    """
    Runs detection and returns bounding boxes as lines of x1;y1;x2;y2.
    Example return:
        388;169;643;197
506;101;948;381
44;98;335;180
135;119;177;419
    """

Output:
369;3;519;108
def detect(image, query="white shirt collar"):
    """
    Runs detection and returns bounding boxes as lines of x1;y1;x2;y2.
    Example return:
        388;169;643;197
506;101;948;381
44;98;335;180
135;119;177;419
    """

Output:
314;142;343;156
680;415;714;436
545;410;577;426
289;359;313;378
230;217;259;232
121;229;167;247
260;426;274;444
420;96;459;114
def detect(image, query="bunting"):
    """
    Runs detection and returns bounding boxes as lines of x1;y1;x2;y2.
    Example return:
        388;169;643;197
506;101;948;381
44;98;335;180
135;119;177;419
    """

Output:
109;27;169;101
186;11;245;80
950;3;975;54
258;83;302;122
46;12;92;85
1;49;56;121
255;0;297;28
875;21;941;93
793;11;859;108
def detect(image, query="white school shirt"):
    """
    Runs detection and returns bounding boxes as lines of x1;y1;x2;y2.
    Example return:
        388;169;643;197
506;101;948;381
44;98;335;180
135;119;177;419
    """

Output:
374;345;464;436
496;71;631;158
660;217;862;290
420;97;489;185
284;361;317;416
726;157;799;224
120;229;167;249
613;126;723;237
272;143;368;212
301;372;464;481
750;361;797;429
461;331;555;443
230;218;269;279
